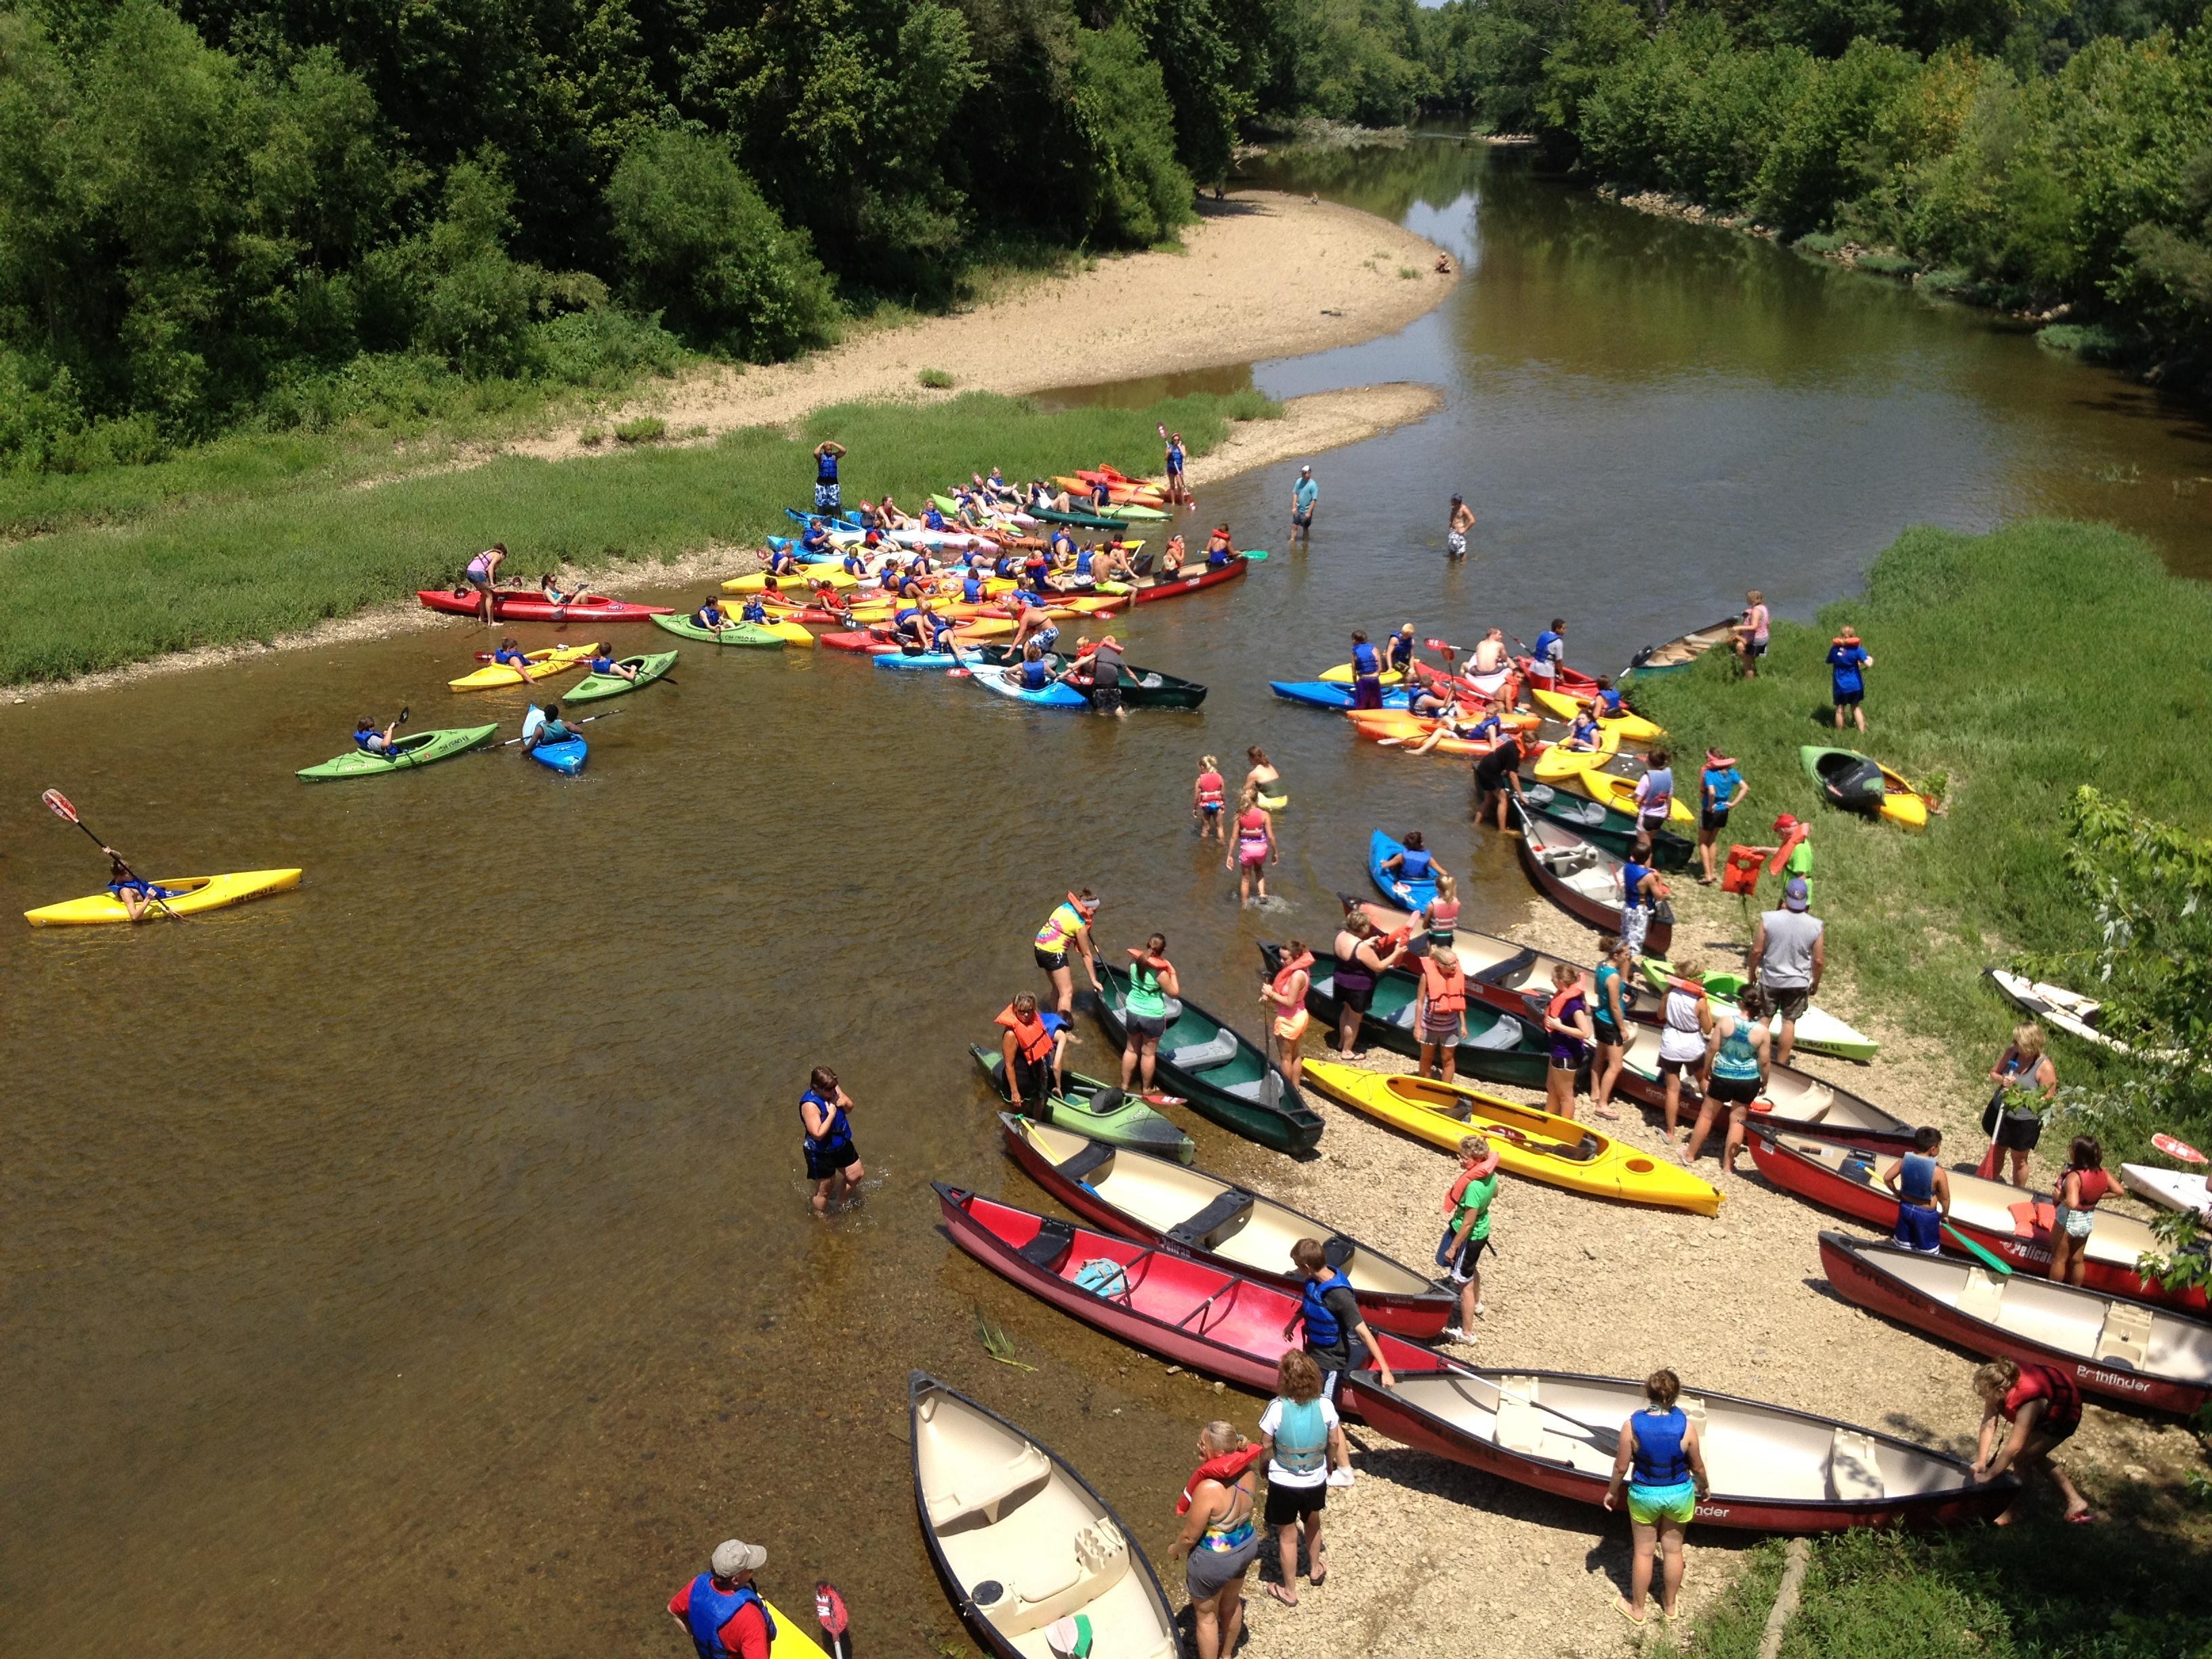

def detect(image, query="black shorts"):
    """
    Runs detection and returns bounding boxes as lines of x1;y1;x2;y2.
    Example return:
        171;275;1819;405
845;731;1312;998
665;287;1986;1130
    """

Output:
1769;987;1812;1021
1833;690;1864;708
1091;684;1123;712
805;1141;859;1181
1993;1111;2043;1153
1657;1055;1700;1078
1448;1233;1490;1283
1593;1019;1622;1048
2034;1414;2080;1448
1334;974;1376;1014
1035;945;1069;974
1745;639;1768;659
1708;1075;1761;1105
1264;1482;1327;1526
1702;809;1729;833
1126;1008;1166;1040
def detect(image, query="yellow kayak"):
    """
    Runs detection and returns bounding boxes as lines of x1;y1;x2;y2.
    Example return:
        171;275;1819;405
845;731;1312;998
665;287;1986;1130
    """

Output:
1575;769;1695;825
724;568;859;593
447;644;594;691
1531;722;1621;781
1531;687;1665;743
1319;663;1408;686
1301;1059;1722;1215
766;1597;829;1658
26;868;303;926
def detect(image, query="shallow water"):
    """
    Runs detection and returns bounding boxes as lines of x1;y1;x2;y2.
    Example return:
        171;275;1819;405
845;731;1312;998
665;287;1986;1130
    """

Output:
4;137;2208;1656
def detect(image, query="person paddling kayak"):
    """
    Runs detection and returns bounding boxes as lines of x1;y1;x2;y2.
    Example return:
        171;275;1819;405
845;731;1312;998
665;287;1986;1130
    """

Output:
520;702;577;753
102;848;178;922
354;715;403;757
692;595;734;634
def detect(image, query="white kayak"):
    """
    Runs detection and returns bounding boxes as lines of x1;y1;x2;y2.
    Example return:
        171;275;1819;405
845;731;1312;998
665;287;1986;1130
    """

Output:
2121;1164;2212;1216
1984;968;2179;1063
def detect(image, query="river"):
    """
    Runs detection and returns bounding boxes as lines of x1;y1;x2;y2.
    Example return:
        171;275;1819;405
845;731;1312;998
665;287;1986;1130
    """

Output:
3;136;2206;1657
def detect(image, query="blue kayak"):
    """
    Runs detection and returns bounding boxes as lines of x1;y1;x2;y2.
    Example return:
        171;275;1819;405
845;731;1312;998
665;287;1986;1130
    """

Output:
1368;827;1439;913
974;663;1088;708
529;737;588;774
874;649;964;672
1269;680;1415;712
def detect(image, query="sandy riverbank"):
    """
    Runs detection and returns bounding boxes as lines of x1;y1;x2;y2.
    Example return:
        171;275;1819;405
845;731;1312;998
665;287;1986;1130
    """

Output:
1183;872;2194;1659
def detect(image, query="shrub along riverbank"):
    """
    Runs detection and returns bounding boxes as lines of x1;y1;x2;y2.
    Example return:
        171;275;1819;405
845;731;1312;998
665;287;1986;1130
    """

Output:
0;388;1275;687
1632;518;2212;1161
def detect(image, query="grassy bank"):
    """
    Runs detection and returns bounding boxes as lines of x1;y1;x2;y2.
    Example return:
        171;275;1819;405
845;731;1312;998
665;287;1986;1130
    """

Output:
0;389;1275;687
1633;519;2212;1160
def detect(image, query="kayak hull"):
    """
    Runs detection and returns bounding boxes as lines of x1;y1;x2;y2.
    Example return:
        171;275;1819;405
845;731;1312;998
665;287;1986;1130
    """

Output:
1260;943;1551;1090
26;868;302;926
1532;687;1665;744
1130;556;1250;603
1518;782;1693;871
529;737;588;774
1624;615;1742;678
1269;680;1414;712
1514;813;1674;957
298;724;496;780
447;644;594;691
1091;967;1323;1155
968;1046;1194;1162
651;614;788;647
1801;746;1928;830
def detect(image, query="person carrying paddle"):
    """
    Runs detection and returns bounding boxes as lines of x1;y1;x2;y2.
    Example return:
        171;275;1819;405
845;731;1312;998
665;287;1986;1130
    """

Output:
1826;626;1872;732
800;1066;865;1216
1289;464;1318;541
1746;878;1823;1064
1348;630;1384;712
1416;945;1469;1084
1541;959;1595;1121
1169;1420;1258;1659
1286;1237;1397;1404
813;440;846;512
2050;1135;2112;1286
1471;724;1530;834
1605;1368;1710;1624
1119;935;1180;1095
1683;985;1769;1176
1880;1126;1953;1252
668;1538;777;1659
1446;494;1475;560
1259;1349;1349;1608
1439;1134;1500;1340
1980;1024;2057;1187
464;542;509;624
1033;889;1103;1017
692;594;733;634
1971;1357;2092;1523
1696;749;1746;883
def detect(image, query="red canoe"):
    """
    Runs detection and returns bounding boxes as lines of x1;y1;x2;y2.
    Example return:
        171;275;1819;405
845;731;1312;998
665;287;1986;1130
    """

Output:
1130;556;1250;605
416;588;672;622
1818;1231;2212;1416
935;1183;1449;1399
1751;1130;2207;1311
1344;1366;2011;1534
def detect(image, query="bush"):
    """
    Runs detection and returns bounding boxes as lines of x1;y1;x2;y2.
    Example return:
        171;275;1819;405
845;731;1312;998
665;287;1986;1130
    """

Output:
918;367;955;388
612;416;667;444
607;130;841;363
1854;251;1921;274
2036;322;2129;359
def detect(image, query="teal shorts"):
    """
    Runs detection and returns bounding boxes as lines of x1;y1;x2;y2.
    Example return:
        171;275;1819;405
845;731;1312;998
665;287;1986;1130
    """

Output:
1628;1481;1698;1527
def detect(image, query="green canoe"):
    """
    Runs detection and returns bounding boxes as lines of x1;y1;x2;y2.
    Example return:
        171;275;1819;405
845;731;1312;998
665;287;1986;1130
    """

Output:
651;614;785;647
1261;943;1551;1090
1092;964;1323;1155
297;724;497;781
567;651;677;703
967;1044;1196;1163
1519;781;1693;871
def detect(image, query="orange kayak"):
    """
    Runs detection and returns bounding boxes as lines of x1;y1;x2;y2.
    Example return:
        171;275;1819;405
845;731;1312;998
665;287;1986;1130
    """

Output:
1347;710;1547;758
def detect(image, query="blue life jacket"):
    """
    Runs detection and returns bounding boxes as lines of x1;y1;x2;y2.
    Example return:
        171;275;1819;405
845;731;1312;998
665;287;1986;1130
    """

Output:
683;1575;778;1659
1622;859;1653;907
354;728;378;750
802;527;830;553
1471;714;1502;740
963;576;984;603
1598;687;1624;714
895;606;923;635
1399;848;1433;881
1352;642;1380;678
1022;659;1051;690
1570;716;1599;747
1300;1270;1351;1350
741;600;768;624
495;648;528;665
1076;549;1094;576
1900;1153;1937;1204
816;451;838;483
695;607;722;628
1632;1406;1692;1486
1168;442;1185;469
1050;530;1076;557
1385;635;1413;670
588;655;617;674
841;552;864;575
924;507;946;530
1533;630;1563;670
801;1088;852;1155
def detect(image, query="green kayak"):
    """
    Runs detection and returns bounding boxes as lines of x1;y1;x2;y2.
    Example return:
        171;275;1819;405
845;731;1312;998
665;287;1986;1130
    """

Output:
967;1044;1196;1163
1638;958;1879;1062
651;614;785;647
1261;943;1551;1090
1519;781;1693;871
567;651;677;703
297;724;497;781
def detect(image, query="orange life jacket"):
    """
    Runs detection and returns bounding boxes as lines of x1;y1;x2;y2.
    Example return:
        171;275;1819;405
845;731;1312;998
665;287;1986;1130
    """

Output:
1546;983;1586;1023
1176;1441;1266;1513
1272;949;1315;998
1420;958;1466;1014
994;1003;1055;1065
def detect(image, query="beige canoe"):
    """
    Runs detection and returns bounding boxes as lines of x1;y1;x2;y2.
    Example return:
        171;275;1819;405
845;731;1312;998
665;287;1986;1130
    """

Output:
909;1374;1177;1659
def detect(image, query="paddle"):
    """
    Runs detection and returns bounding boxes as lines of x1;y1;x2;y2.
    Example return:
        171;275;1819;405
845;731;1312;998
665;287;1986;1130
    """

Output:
1944;1221;2013;1278
41;789;184;922
2155;1133;2207;1164
375;705;413;762
813;1582;853;1659
497;708;623;748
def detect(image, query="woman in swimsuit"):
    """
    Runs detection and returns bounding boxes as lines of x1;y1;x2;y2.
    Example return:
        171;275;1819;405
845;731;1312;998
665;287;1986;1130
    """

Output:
1193;756;1227;842
1226;786;1277;906
1171;1420;1258;1659
1245;746;1286;810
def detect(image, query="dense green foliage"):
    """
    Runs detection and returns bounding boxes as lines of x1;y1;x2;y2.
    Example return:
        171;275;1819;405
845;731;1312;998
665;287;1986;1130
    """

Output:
1420;0;2212;371
0;0;1372;471
0;387;1275;684
1634;518;2212;1165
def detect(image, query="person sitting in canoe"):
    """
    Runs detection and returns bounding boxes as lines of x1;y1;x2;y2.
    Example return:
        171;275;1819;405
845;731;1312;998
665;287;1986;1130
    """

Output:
354;715;403;757
1378;831;1446;903
1384;624;1418;676
102;848;177;922
692;595;733;633
1204;525;1236;567
1007;641;1057;692
1158;533;1187;580
464;542;509;623
584;643;640;683
1285;1237;1397;1405
522;701;577;752
1094;541;1139;586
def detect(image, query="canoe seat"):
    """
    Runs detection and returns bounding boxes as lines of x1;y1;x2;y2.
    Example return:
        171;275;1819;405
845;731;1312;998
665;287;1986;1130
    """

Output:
1465;1018;1525;1052
1955;1266;2007;1324
1055;1142;1117;1185
1493;1393;1569;1462
1019;1216;1077;1271
1166;1031;1239;1071
1215;1074;1289;1105
1538;845;1601;876
1168;1191;1256;1249
2095;1300;2154;1369
922;1439;1052;1528
1827;1429;1885;1501
1323;1235;1355;1270
1471;947;1539;987
968;1517;1132;1637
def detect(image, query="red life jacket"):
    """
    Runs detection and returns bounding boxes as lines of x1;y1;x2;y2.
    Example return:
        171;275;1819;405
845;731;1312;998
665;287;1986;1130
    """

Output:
1175;1441;1266;1513
2062;1166;2113;1209
2005;1363;2082;1430
994;1004;1055;1065
1547;983;1586;1024
1197;771;1225;806
1272;949;1315;998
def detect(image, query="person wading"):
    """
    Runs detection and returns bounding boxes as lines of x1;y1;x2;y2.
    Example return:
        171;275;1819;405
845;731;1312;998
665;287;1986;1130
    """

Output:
1119;934;1180;1095
800;1067;864;1216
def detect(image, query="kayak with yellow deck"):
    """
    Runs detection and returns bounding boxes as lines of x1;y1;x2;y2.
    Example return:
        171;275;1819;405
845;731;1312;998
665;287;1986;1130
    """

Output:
1530;687;1665;744
1318;663;1408;686
1574;768;1696;825
26;868;304;926
1300;1059;1722;1216
447;644;595;691
1531;720;1622;781
724;567;861;594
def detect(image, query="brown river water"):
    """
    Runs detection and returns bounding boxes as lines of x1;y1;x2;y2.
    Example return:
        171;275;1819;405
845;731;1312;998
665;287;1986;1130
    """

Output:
5;138;2208;1656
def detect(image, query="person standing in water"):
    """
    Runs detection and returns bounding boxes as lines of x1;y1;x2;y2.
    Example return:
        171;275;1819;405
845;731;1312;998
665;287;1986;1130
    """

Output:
1348;630;1384;712
1446;495;1476;560
799;1067;864;1216
813;440;846;512
1193;755;1227;841
1827;626;1873;733
1227;787;1278;905
1290;464;1319;541
1605;1368;1710;1624
1245;747;1286;809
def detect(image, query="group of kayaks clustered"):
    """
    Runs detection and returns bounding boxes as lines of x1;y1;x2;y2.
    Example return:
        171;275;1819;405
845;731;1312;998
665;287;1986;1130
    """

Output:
20;464;1235;928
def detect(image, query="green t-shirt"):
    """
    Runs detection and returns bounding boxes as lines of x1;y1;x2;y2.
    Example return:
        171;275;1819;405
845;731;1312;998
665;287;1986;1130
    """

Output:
1783;842;1814;906
1452;1170;1498;1243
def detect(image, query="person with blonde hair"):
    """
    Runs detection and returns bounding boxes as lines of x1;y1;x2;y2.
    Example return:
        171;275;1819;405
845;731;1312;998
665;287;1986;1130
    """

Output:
1260;1349;1347;1607
1169;1420;1258;1658
1604;1368;1708;1624
1416;945;1469;1082
1541;958;1595;1121
1982;1023;2057;1185
1226;784;1277;906
1971;1357;2091;1523
1735;588;1769;677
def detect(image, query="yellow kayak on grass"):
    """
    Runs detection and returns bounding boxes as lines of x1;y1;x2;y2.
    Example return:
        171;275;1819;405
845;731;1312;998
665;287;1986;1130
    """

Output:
1301;1059;1721;1216
1531;687;1665;744
1575;769;1695;825
1532;722;1622;781
724;567;860;594
26;868;303;926
447;644;594;691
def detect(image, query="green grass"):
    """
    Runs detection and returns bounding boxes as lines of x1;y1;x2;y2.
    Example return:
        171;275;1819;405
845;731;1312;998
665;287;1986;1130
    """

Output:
611;416;668;444
0;389;1277;685
1634;520;2212;1158
1854;252;1921;277
917;367;956;389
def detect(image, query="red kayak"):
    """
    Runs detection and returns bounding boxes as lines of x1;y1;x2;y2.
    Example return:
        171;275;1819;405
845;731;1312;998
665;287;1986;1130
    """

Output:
935;1184;1449;1401
417;588;672;622
820;630;899;653
1130;556;1250;605
1513;655;1603;698
1750;1130;2207;1311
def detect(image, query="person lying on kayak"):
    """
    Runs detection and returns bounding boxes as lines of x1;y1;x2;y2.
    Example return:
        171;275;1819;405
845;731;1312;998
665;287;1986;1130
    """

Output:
1204;525;1236;567
102;848;177;922
354;716;403;756
1384;624;1418;676
1407;705;1508;758
985;466;1015;502
1379;831;1447;903
464;542;509;623
585;644;640;682
522;702;577;752
489;637;533;672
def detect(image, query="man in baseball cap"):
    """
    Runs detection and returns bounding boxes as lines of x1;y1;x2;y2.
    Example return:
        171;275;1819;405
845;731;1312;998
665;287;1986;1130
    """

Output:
669;1539;775;1658
1748;874;1824;1066
1290;463;1319;541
